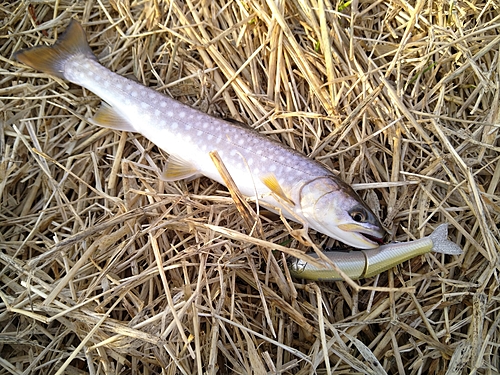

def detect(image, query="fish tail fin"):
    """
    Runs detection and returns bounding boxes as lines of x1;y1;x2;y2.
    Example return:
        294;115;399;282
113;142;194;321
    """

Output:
14;19;95;79
430;224;463;255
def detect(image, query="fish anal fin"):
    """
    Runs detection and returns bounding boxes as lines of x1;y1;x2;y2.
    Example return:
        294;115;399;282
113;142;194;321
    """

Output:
261;174;295;206
161;155;200;181
90;103;136;132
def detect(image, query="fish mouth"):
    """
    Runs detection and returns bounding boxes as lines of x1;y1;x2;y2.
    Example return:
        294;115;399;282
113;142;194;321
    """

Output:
337;223;385;248
360;232;385;245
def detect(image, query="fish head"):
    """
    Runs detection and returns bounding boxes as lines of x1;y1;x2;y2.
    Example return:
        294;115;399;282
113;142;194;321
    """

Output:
299;177;385;249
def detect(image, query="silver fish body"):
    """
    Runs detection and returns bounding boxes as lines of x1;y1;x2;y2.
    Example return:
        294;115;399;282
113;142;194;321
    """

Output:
14;20;385;248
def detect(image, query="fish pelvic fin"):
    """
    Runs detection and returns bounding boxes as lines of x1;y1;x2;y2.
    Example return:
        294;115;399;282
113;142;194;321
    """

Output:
14;19;95;79
161;155;201;181
429;224;463;255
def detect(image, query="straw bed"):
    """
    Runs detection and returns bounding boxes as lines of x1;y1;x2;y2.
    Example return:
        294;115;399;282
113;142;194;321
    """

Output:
1;0;499;374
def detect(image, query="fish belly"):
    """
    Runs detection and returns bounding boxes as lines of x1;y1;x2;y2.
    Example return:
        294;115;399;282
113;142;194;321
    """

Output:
62;56;330;211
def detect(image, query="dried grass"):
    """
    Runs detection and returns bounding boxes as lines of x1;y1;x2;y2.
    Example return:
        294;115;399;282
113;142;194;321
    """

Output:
1;0;499;374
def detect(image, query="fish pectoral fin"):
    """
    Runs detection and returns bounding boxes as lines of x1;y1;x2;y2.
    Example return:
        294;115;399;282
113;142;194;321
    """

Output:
261;174;295;206
161;155;200;181
90;102;136;132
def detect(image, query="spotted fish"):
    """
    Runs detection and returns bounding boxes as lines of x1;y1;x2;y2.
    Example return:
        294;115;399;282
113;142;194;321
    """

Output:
14;20;385;248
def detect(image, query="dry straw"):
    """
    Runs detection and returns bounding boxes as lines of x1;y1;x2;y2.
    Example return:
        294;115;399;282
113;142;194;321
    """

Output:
1;0;499;374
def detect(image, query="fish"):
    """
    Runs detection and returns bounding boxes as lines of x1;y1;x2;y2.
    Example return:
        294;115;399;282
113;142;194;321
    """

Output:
288;224;462;281
14;19;385;248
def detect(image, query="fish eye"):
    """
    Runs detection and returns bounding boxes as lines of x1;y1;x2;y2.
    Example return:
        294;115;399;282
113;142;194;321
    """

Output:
351;211;366;222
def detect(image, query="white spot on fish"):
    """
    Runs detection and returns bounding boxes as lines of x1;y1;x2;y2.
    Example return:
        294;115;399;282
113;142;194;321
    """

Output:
237;138;244;146
167;111;174;117
149;92;156;99
116;83;123;90
269;165;276;172
203;123;209;129
131;91;138;97
207;134;213;141
126;84;132;91
230;149;236;156
155;109;161;117
141;102;148;109
160;101;167;108
247;158;254;166
171;122;178;130
178;112;186;118
159;120;167;128
197;130;203;136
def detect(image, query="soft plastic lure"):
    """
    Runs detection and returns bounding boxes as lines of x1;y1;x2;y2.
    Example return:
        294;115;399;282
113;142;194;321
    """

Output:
289;224;462;281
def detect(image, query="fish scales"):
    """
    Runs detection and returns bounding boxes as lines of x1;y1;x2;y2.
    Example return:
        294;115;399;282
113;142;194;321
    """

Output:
66;58;327;191
14;20;385;248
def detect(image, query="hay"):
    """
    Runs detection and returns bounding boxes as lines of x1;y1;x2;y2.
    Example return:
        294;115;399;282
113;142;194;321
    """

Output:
1;0;499;373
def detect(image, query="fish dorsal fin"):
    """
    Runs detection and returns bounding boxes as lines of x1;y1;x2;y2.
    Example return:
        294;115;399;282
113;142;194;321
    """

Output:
161;155;200;181
261;174;295;206
90;102;136;132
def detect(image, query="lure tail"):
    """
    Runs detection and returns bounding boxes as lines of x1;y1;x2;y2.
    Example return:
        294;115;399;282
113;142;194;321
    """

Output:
429;224;462;255
14;19;95;79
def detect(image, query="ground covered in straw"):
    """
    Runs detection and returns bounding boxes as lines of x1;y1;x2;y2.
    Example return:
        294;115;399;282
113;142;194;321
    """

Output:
1;0;499;374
